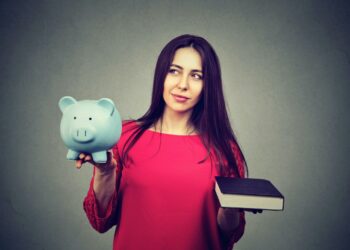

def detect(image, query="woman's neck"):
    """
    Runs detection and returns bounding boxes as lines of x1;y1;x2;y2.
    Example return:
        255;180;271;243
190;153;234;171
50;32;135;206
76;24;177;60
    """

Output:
153;108;197;135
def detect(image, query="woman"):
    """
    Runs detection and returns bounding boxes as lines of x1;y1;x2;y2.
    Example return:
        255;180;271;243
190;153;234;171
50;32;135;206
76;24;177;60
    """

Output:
77;34;248;249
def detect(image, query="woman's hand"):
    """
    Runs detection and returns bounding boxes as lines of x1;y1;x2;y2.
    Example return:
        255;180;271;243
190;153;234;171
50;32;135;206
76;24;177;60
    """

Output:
239;208;263;214
217;207;240;234
75;151;117;175
217;207;263;237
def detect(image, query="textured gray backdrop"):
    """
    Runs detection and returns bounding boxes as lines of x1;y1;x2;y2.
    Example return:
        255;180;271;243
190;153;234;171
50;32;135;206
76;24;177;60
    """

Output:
1;0;349;249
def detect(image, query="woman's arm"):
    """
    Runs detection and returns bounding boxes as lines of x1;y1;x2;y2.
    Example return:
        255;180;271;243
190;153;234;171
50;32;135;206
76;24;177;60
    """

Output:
76;150;118;216
217;142;247;244
93;166;119;217
80;150;121;233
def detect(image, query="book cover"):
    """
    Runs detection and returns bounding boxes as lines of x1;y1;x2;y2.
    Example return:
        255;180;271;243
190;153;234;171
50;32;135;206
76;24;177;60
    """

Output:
215;176;285;211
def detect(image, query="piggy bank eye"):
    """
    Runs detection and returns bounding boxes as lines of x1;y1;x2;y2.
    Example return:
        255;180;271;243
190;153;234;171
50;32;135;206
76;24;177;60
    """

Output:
89;117;92;120
74;116;77;120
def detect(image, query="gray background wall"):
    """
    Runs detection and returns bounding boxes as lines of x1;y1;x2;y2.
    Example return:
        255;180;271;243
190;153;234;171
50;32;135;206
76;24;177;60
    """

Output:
1;0;349;249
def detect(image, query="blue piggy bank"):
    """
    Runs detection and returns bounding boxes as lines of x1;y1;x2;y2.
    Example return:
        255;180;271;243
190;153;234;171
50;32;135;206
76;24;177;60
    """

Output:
59;96;122;163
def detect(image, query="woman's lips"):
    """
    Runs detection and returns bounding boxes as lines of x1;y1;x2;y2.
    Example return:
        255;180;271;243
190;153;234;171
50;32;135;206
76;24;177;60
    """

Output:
172;94;189;102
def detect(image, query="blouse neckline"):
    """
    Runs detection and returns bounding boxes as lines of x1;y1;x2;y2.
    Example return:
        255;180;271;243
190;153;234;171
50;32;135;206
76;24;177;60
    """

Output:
144;128;201;137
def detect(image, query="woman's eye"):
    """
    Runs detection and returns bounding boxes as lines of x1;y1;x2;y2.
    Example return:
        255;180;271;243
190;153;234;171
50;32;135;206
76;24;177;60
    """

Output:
169;69;178;74
193;74;203;80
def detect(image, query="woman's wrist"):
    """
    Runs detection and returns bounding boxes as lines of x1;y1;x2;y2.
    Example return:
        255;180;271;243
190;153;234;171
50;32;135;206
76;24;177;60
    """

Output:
94;165;116;177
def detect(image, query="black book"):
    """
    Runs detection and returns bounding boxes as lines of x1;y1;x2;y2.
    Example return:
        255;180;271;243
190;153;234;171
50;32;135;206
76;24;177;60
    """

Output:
215;176;284;211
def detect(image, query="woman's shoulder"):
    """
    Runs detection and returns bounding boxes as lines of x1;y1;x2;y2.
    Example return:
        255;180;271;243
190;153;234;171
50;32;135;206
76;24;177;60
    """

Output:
121;119;140;135
114;120;139;150
230;141;247;178
122;119;137;127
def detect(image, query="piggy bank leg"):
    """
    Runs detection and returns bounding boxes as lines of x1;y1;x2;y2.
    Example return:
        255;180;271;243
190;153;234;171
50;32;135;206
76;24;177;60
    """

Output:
92;151;107;163
67;149;80;160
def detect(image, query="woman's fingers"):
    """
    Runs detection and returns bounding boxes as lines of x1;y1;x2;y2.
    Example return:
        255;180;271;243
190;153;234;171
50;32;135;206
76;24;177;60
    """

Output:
75;151;117;171
239;208;263;214
75;159;83;169
75;153;93;169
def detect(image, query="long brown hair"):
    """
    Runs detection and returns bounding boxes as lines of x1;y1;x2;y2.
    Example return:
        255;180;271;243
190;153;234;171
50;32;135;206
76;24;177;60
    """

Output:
121;34;247;178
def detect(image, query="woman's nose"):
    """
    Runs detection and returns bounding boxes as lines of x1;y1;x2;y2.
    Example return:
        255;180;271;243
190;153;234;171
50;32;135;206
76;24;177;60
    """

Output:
177;74;189;90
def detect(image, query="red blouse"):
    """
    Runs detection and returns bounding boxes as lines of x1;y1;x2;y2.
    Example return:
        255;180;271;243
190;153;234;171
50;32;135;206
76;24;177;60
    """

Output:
83;121;246;250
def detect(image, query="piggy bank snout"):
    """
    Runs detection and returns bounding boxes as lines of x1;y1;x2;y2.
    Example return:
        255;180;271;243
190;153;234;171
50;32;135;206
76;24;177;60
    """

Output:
70;126;96;143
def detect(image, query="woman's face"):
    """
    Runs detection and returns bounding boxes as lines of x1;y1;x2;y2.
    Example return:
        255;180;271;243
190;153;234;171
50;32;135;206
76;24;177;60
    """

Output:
163;47;204;116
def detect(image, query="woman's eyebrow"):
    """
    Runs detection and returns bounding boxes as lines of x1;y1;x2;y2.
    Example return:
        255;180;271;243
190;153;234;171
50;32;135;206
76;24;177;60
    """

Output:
170;64;203;73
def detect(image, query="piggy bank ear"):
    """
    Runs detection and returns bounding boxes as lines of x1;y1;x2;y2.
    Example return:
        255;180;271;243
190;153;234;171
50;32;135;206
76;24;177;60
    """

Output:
59;96;77;113
97;98;115;116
